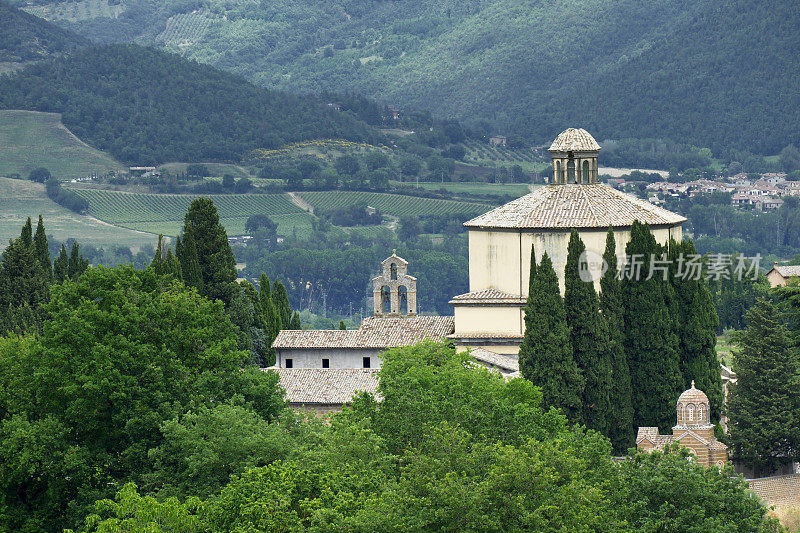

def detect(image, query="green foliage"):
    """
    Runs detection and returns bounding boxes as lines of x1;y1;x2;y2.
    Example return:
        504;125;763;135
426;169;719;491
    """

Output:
564;230;612;434
148;403;293;499
0;1;87;64
0;217;50;334
518;252;583;422
53;243;68;282
622;221;683;431
0;266;284;530
181;197;237;305
727;298;800;475
600;229;634;454
79;341;775;532
668;239;724;420
615;445;778;532
27;166;51;183
0;44;378;164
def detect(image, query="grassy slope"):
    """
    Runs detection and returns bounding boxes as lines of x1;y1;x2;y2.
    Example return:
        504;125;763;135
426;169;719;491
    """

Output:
0;177;157;250
0;110;125;179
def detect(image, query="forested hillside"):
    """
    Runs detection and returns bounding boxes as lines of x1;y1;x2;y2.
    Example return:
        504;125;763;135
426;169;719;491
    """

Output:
17;0;800;154
0;43;380;164
0;0;86;66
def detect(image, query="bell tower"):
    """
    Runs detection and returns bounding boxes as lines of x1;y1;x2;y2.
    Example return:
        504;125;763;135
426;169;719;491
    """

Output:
548;128;601;184
371;251;417;317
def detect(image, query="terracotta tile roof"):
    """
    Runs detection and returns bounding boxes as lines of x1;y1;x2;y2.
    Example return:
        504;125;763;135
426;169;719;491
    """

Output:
772;265;800;277
449;288;526;305
266;368;379;404
469;348;520;372
548;128;601;152
272;316;454;349
463;184;686;229
636;426;659;443
448;332;524;340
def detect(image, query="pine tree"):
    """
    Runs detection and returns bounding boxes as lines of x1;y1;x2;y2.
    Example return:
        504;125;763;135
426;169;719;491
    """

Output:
621;221;683;431
33;215;52;283
600;229;634;453
53;244;68;283
564;230;612;433
518;251;583;422
669;239;723;420
273;281;292;327
181;198;237;305
728;299;800;475
67;242;88;280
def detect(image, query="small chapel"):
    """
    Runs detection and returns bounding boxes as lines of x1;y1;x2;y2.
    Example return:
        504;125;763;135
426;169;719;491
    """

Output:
636;382;728;468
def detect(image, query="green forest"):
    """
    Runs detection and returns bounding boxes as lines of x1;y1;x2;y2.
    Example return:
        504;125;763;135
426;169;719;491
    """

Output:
0;43;379;164
0;0;86;65
13;0;800;154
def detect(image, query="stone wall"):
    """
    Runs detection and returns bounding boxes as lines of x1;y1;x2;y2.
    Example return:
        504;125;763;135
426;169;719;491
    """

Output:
747;474;800;506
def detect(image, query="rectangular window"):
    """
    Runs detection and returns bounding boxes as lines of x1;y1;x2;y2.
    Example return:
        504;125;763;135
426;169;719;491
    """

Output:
322;358;330;368
363;357;371;368
285;358;293;369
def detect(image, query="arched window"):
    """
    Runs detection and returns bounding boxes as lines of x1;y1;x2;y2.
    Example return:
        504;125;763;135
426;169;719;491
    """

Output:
381;285;391;314
687;404;695;422
698;404;705;422
390;263;397;280
679;405;684;424
555;161;561;184
398;285;408;314
567;158;576;184
582;160;590;183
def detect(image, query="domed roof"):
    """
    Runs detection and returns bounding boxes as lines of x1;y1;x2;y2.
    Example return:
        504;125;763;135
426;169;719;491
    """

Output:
548;128;601;152
678;381;709;404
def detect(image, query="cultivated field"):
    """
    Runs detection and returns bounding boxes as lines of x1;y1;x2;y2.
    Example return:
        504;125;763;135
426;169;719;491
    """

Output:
70;189;310;236
156;11;213;45
297;191;493;217
21;0;125;21
0;177;157;250
0;110;124;179
394;181;533;198
159;162;252;179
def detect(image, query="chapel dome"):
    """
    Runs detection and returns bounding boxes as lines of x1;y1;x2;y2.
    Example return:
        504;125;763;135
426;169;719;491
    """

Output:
677;381;709;405
548;128;601;152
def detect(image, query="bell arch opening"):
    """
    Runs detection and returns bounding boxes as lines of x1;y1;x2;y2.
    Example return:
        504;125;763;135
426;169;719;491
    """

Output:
398;285;408;314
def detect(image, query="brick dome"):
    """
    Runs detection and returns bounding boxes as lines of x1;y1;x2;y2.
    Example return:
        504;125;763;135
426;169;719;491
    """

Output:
678;380;709;405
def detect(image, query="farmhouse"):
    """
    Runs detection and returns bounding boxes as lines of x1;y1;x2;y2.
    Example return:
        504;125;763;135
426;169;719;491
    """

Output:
766;263;800;288
449;128;685;355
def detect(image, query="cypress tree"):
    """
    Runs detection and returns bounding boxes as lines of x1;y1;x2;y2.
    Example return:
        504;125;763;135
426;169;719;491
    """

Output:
621;221;683;431
262;297;281;365
33;215;52;283
67;242;88;280
181;198;237;305
518;251;583;422
53;244;68;283
20;217;32;248
600;229;634;453
258;273;272;320
668;239;723;420
163;249;182;279
564;230;612;433
290;311;301;330
273;281;292;328
178;232;203;291
728;299;800;475
339;320;346;330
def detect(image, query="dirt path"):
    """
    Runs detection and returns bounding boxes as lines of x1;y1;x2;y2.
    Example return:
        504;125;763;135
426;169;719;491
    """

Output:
287;192;314;215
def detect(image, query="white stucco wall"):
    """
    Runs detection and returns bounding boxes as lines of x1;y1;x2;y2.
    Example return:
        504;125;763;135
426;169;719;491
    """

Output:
468;224;682;295
276;348;384;369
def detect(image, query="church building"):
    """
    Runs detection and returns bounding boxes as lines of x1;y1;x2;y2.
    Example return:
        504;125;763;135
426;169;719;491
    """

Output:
636;382;728;468
449;128;686;355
